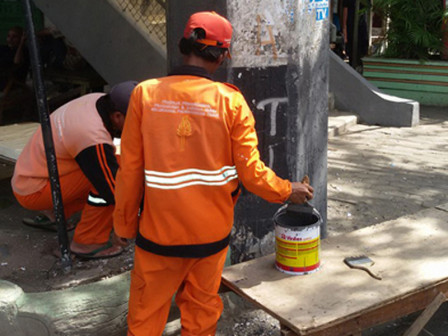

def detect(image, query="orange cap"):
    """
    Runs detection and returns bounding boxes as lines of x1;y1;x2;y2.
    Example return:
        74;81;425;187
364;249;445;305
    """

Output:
183;11;233;49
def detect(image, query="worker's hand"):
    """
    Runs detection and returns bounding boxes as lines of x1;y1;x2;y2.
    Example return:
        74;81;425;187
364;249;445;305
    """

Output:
112;232;129;247
288;182;314;204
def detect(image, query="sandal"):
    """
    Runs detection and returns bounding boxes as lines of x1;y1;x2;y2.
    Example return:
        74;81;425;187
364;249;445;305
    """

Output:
22;214;77;232
70;241;124;260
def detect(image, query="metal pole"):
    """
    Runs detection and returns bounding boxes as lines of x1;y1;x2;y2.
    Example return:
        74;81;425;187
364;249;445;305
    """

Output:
352;0;360;69
22;0;71;271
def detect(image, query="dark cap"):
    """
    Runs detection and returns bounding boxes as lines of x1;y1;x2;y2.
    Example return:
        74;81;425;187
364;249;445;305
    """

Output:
183;11;233;49
109;80;138;114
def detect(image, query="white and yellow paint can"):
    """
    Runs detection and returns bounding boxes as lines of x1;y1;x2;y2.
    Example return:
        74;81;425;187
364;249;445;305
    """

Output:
274;203;321;275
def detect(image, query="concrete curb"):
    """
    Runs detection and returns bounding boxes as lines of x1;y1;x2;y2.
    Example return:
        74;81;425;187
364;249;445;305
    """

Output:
0;273;130;336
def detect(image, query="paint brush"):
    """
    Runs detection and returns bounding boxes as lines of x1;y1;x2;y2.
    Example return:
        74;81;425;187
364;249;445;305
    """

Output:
343;255;382;280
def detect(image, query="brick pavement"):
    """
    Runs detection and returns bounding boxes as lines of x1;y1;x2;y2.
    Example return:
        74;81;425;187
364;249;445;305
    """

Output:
327;105;448;237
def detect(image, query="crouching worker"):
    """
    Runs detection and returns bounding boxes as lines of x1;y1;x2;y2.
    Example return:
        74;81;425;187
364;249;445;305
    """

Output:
113;11;314;336
11;81;137;259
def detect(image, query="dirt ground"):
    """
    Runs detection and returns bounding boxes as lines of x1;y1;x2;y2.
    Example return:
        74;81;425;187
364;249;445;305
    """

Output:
0;163;135;292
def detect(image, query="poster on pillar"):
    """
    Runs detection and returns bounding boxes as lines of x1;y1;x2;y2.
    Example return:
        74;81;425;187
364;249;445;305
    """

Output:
308;0;329;21
228;0;329;68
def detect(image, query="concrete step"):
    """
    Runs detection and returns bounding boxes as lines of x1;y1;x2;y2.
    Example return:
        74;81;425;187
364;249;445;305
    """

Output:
328;110;358;138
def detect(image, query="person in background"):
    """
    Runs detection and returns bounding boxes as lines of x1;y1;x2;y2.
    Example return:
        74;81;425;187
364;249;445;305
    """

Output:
113;11;314;336
11;81;137;259
342;0;370;72
0;26;29;90
37;22;67;70
0;26;33;124
332;0;342;32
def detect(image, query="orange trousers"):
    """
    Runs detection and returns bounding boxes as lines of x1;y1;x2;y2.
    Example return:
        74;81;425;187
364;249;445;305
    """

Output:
127;246;228;336
14;169;114;245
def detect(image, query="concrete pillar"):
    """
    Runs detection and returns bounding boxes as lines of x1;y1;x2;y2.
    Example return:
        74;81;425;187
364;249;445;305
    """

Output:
167;0;329;263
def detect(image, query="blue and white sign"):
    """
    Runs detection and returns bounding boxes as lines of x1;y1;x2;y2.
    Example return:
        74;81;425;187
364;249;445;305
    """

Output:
308;0;329;21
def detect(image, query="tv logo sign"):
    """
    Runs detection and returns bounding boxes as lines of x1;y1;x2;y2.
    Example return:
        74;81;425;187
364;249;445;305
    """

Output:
308;0;329;21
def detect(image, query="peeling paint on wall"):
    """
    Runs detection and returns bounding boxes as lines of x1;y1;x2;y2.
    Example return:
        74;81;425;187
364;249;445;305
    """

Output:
228;0;328;67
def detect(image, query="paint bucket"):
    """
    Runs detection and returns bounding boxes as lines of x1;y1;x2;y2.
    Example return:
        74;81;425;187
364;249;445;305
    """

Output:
273;203;321;275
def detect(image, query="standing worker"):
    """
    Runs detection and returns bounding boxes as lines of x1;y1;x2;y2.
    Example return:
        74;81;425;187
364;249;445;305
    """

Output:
113;11;314;336
12;81;137;259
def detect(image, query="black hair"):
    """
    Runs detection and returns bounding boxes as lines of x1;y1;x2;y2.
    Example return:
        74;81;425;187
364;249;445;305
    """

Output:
96;94;117;115
179;28;228;62
96;94;123;137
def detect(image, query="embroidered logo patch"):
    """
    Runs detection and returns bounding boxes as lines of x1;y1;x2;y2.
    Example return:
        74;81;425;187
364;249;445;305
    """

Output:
176;115;192;151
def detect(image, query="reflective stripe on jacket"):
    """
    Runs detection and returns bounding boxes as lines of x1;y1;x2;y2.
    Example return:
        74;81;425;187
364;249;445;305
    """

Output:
113;70;291;256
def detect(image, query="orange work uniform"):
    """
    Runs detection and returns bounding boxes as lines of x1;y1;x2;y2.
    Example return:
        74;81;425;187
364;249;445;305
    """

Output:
12;93;119;245
113;66;292;336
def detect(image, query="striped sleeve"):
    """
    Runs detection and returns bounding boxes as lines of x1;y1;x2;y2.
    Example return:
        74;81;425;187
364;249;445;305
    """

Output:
75;143;118;204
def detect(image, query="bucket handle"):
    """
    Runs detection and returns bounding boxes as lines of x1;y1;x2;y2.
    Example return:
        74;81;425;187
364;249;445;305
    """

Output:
274;202;322;220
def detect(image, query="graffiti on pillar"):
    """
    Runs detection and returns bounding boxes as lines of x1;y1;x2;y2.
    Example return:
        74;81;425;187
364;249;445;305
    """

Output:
255;14;278;60
308;0;329;21
231;95;289;263
256;97;288;168
230;66;289;178
230;66;290;264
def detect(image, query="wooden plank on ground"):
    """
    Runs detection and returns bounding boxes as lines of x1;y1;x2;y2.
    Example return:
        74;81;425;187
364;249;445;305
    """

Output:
222;205;448;336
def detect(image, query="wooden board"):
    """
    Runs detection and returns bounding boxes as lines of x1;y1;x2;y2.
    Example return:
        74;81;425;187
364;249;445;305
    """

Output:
0;122;39;162
222;205;448;335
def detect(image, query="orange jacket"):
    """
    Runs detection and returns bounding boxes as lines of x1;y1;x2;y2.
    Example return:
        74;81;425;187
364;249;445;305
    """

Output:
12;93;118;204
113;68;291;256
